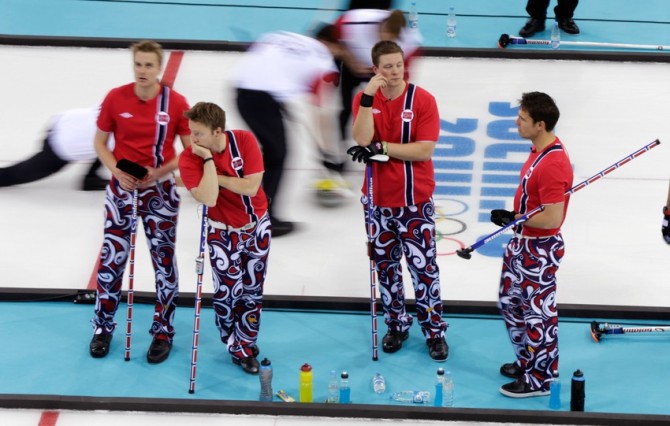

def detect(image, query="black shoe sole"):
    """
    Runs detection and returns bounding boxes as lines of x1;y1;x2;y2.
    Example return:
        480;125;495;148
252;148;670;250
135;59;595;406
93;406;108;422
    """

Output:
90;349;109;358
147;352;170;364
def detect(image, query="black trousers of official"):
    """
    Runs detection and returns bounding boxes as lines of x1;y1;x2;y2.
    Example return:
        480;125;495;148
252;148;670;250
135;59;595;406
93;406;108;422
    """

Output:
0;134;101;187
235;88;286;220
526;0;578;20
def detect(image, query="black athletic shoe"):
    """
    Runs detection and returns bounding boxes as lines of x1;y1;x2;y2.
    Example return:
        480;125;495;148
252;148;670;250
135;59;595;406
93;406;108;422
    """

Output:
427;336;449;361
500;379;550;398
519;18;545;37
270;218;295;237
232;356;260;374
322;160;346;174
557;18;580;34
147;336;172;364
382;329;409;353
89;333;112;358
500;362;524;379
82;175;109;191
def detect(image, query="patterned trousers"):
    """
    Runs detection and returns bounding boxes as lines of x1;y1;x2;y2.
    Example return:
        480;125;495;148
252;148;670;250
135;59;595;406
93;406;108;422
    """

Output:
92;178;180;340
498;234;564;391
208;213;271;359
364;199;447;339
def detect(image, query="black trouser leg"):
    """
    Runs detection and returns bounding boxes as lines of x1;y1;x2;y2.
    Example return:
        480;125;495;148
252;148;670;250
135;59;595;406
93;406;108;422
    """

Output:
525;0;550;19
85;158;103;178
236;89;287;219
554;0;578;20
0;136;68;187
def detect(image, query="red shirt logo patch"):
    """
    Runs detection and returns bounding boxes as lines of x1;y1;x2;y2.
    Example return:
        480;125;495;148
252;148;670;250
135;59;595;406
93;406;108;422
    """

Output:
401;109;414;122
232;157;244;170
155;111;170;126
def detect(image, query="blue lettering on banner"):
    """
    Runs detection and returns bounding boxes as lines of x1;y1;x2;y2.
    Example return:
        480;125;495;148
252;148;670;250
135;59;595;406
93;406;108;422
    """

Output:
434;101;530;258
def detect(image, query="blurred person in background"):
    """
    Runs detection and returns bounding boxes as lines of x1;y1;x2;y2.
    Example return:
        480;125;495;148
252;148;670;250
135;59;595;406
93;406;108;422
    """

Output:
518;0;580;37
233;25;342;237
0;107;108;191
325;7;421;173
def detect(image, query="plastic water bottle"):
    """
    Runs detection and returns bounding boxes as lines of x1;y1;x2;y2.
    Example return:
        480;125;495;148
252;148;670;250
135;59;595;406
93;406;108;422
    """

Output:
339;371;351;404
408;1;419;31
549;370;561;409
433;368;444;407
443;370;454;407
391;390;430;404
372;372;386;394
326;370;339;403
259;358;273;402
447;7;456;38
570;369;585;411
433;369;454;407
299;363;313;403
550;20;560;49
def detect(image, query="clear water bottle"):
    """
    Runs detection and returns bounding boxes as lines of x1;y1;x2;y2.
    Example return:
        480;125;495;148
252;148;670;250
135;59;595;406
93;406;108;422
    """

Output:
259;358;273;402
549;370;561;409
443;370;454;407
408;1;419;31
550;20;560;49
339;371;351;404
570;369;585;411
391;390;430;404
372;372;386;394
447;7;456;38
299;363;313;403
326;370;339;403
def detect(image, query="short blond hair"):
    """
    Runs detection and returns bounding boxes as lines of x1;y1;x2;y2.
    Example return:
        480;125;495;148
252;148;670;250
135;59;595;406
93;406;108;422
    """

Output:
184;102;226;131
131;40;163;66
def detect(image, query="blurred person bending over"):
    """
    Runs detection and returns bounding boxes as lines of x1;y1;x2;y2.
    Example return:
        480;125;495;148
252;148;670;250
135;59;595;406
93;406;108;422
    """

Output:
233;25;342;237
348;41;448;361
494;92;573;398
0;107;109;191
327;8;421;172
178;102;270;375
89;40;191;364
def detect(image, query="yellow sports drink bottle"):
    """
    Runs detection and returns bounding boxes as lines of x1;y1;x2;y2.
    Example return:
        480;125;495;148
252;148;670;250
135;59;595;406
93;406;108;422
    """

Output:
299;363;313;403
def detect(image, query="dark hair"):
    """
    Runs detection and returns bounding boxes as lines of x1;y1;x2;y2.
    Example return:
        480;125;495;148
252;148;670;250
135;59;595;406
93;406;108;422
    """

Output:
380;10;406;38
371;40;404;66
347;0;393;9
519;92;560;131
184;102;226;131
314;23;338;44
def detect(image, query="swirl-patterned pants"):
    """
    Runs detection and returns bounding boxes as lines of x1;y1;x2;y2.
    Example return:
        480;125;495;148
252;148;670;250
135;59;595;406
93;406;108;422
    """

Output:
208;214;271;359
365;199;447;339
92;179;180;340
498;234;564;391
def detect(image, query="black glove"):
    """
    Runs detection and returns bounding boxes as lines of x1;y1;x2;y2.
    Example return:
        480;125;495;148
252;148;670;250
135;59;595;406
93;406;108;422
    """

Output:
490;209;516;227
346;141;385;163
662;207;670;245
